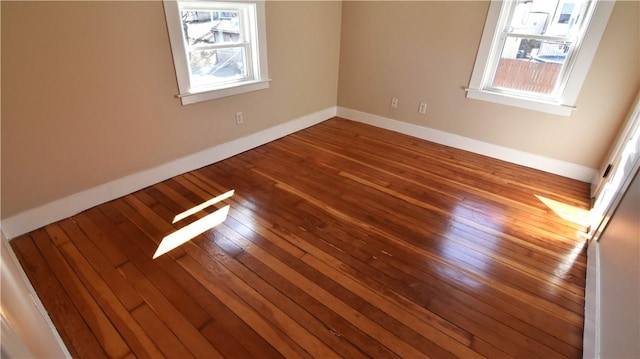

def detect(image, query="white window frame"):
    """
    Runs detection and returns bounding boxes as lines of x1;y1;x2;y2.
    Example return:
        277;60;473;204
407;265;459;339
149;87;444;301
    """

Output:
466;0;615;116
164;0;270;105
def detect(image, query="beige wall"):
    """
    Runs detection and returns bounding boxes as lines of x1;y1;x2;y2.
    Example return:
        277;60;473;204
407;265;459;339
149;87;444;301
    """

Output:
338;1;640;170
1;1;342;218
2;1;639;221
598;170;640;358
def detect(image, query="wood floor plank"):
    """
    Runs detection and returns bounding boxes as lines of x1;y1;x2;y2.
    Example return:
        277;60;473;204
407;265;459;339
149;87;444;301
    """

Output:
11;117;591;358
130;304;195;359
31;229;131;359
56;219;144;312
54;225;164;359
193;228;377;358
178;253;315;359
199;320;257;358
188;237;340;358
236;251;404;358
118;262;223;359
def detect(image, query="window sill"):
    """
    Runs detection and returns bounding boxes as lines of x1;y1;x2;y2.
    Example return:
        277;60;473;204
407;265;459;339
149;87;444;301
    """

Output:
178;79;271;105
465;88;575;117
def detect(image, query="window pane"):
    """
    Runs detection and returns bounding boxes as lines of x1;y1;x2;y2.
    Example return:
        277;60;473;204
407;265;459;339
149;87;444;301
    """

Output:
189;47;247;87
181;10;241;46
492;37;571;95
507;0;590;37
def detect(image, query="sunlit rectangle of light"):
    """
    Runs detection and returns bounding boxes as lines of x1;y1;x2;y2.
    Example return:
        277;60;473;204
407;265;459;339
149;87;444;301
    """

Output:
172;189;234;224
535;194;590;227
154;205;230;259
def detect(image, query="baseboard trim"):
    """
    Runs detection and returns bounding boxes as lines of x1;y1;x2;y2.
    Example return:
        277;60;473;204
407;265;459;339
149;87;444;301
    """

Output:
3;106;597;238
337;107;597;182
584;240;601;358
1;107;337;239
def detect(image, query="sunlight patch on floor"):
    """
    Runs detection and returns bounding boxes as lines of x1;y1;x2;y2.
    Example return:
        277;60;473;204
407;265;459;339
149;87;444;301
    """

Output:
535;194;590;227
439;200;503;290
550;240;587;288
172;190;235;223
535;194;590;286
154;190;234;259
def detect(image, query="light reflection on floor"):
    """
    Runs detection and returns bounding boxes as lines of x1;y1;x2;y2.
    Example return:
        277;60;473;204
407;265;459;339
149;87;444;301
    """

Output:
153;191;234;259
535;194;591;283
438;194;590;292
172;190;234;223
551;240;586;282
437;199;503;290
231;197;258;232
535;194;590;228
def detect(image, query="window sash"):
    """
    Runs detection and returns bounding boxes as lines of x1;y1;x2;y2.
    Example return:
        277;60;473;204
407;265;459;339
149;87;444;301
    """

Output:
179;2;254;87
179;3;251;43
481;0;595;100
189;42;250;51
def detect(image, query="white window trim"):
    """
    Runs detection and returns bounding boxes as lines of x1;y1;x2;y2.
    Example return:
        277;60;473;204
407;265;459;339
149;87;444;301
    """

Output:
163;0;270;105
466;0;615;116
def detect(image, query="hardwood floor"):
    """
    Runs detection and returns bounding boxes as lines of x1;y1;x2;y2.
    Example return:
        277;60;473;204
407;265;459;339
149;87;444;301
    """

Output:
11;117;591;358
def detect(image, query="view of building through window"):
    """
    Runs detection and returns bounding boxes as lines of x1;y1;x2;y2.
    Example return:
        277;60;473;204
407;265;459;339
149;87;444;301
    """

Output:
180;9;249;88
491;0;591;96
164;0;269;104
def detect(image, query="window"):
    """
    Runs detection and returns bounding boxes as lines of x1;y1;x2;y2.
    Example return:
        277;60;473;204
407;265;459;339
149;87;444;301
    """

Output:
164;0;270;105
466;0;614;116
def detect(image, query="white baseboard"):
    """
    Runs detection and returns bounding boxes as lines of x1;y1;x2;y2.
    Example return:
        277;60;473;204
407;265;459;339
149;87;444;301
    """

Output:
584;241;601;358
2;105;597;238
1;107;337;239
337;107;597;182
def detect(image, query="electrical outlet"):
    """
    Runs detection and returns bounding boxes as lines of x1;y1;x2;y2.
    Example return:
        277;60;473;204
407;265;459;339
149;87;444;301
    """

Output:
236;112;244;125
418;102;427;114
391;97;398;109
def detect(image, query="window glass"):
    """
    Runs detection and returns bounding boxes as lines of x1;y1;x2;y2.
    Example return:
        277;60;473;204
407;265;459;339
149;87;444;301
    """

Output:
492;38;569;95
179;7;249;88
188;47;247;87
181;10;242;46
